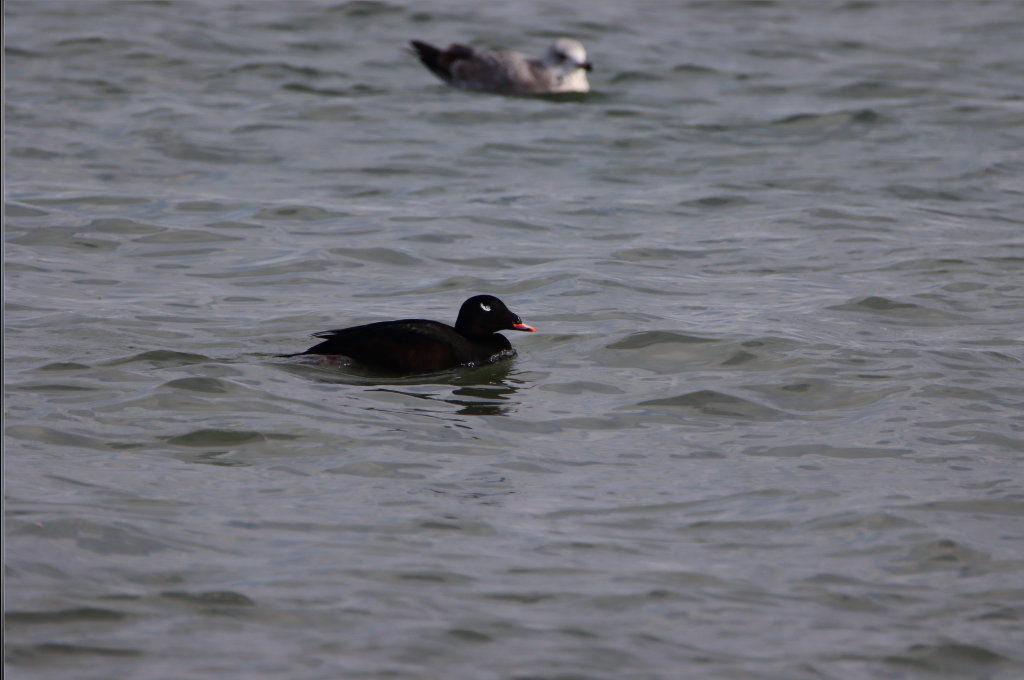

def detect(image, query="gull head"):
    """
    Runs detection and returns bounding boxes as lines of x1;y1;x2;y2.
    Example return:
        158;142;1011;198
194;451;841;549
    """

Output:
543;38;592;74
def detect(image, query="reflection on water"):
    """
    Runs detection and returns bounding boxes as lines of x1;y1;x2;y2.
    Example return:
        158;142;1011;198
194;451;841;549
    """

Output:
278;356;523;416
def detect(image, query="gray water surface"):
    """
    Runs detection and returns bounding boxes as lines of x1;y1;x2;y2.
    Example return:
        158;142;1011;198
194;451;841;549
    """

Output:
5;2;1024;679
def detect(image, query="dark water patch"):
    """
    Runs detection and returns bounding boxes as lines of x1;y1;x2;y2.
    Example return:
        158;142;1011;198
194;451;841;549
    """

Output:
808;207;898;224
325;462;439;479
943;282;987;293
610;247;713;261
5;45;44;59
546;311;662;323
344;570;476;586
619;571;748;590
960;589;1024;602
161;591;255;607
672;63;720;75
607;331;717;350
800;573;908;589
22;195;150;208
254;205;349;222
678;195;750;209
466;216;551;233
541;501;710;521
147;137;280;165
6;608;130;625
9;146;62;160
413;519;497;535
534;541;643;556
5;426;111;450
420;109;574;126
850;108;886;123
329;247;422;266
193;259;343;279
34;361;93;372
816;593;890;613
134;229;242;244
744;444;912;458
526;90;593;104
889;539;990;574
331;1;405;19
160;378;242;395
675;520;792;533
903;500;1024;516
4;202;49;217
7;227;119;251
402;232;472;244
917;385;993;401
721;350;757;366
597;334;724;373
9;518;170;556
6;643;141;662
980;255;1024;266
824;80;935;99
828;296;969;323
807;513;921;532
171;201;249;214
602;109;643;119
229;61;324;78
948;431;1024;451
915;431;1024;452
745;380;907;411
839;296;930;312
355;274;573;297
134;246;223;259
447;628;492;643
166;451;253;467
13;383;98;393
102;350;211;367
5;264;51;275
579;277;693;296
282;82;385;97
539;381;625;395
434;256;556;269
884;642;1011;677
673;450;727;460
491;462;559;474
771;110;883;131
634;390;789;421
888;184;972;202
294;104;375;123
354;162;465;177
969;607;1020;622
474;142;550;155
880;257;976;272
165;429;266;447
585;590;696;613
609;70;666;84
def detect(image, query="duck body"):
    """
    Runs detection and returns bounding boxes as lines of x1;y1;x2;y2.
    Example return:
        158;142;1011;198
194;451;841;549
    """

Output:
282;295;535;375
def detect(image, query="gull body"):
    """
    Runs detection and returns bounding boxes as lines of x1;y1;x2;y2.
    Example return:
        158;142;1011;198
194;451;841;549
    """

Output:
410;38;592;95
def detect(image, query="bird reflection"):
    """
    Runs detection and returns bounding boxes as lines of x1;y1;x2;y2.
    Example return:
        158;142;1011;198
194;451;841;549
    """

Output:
377;363;521;416
275;358;525;416
452;364;520;414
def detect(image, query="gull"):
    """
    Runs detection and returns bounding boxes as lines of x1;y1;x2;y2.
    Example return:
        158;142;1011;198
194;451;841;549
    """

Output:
409;38;592;95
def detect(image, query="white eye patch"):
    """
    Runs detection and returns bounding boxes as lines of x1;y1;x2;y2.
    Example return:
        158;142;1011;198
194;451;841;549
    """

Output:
480;303;491;312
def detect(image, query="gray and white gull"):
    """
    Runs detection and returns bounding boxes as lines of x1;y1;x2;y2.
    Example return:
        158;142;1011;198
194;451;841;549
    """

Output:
409;38;592;95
